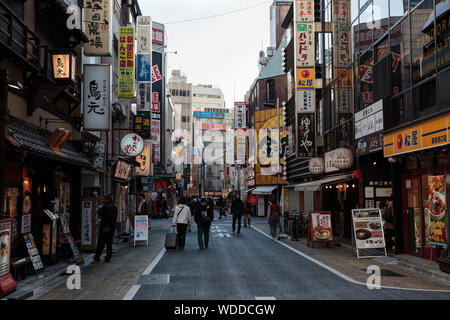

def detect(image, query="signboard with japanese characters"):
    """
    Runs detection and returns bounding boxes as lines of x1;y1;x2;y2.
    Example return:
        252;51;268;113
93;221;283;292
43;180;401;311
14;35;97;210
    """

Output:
137;54;151;82
298;113;315;157
151;52;163;164
84;0;112;56
296;68;315;88
138;82;151;110
94;141;106;171
351;208;386;259
83;64;111;130
134;216;149;246
354;99;383;139
307;211;334;248
151;117;161;163
234;102;246;129
118;27;135;98
297;89;315;113
295;0;314;22
296;23;315;67
134;110;151;139
152;27;164;45
137;16;152;54
81;201;92;246
114;160;132;180
23;233;44;272
324;149;340;173
120;133;144;157
136;141;152;176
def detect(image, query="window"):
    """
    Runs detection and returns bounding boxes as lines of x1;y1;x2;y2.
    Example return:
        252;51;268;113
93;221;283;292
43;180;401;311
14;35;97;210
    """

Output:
390;17;411;95
359;49;374;111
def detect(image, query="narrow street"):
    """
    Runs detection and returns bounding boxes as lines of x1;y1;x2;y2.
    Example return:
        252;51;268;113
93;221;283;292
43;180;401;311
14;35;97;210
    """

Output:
34;213;450;300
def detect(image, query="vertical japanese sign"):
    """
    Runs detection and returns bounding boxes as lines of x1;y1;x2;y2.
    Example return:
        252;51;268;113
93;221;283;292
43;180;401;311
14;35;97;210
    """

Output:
81;201;92;246
83;64;111;130
151;52;163;164
234;102;246;129
136;141;152;176
0;220;11;276
118;27;135;98
137;16;152;112
84;0;112;56
134;110;151;139
294;1;315;158
426;176;447;246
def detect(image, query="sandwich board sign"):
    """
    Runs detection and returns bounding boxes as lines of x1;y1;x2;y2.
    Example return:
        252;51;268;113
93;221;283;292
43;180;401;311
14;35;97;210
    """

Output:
134;215;149;246
351;208;386;259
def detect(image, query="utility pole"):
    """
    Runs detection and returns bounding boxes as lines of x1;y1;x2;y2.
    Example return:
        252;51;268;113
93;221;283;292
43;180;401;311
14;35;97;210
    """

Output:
0;70;8;219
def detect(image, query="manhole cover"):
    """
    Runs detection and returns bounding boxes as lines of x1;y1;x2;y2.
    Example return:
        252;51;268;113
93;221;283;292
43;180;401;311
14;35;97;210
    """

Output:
137;274;170;285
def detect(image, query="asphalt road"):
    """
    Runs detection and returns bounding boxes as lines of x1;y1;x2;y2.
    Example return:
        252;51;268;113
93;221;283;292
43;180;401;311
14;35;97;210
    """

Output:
131;213;450;300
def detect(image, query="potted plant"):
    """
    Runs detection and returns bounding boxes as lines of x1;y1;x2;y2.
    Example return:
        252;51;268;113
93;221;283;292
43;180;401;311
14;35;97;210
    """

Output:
437;246;450;274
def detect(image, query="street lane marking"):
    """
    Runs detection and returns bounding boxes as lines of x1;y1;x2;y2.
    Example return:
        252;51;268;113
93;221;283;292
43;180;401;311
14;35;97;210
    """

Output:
213;233;231;238
122;247;167;300
255;296;276;300
123;285;141;300
250;225;450;293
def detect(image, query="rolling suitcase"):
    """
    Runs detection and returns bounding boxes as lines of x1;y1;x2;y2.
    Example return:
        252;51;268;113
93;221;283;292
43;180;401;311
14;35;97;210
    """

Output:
165;226;177;251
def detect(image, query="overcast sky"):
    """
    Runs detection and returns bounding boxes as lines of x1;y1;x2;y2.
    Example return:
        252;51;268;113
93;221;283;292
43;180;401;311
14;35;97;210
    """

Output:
139;0;272;108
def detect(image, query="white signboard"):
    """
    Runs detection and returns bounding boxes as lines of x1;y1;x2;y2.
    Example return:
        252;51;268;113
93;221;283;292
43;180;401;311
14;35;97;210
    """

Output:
21;214;31;234
365;187;374;198
355;99;383;139
137;16;152;54
136;141;151;176
296;22;315;67
134;215;148;246
234;102;246;129
120;133;144;157
236;134;246;164
295;0;314;22
83;64;111;130
351;208;386;259
84;0;112;56
94;141;106;171
81;201;92;246
337;89;352;113
297;89;315;112
375;188;392;198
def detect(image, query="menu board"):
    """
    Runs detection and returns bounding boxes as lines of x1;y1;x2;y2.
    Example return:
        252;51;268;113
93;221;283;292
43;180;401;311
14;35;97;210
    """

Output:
351;208;386;259
134;216;149;246
23;233;44;272
66;233;84;266
0;220;11;276
307;211;333;248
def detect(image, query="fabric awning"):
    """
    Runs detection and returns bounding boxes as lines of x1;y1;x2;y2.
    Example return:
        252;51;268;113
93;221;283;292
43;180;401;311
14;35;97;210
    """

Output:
251;186;277;195
293;174;354;192
7;123;91;167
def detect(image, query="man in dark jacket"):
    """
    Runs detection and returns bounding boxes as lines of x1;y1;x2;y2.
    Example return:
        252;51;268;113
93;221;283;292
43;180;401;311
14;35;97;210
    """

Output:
231;192;244;236
194;198;214;249
94;194;118;262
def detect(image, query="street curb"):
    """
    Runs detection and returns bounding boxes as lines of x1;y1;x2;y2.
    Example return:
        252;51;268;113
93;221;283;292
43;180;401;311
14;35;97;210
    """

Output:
395;260;450;283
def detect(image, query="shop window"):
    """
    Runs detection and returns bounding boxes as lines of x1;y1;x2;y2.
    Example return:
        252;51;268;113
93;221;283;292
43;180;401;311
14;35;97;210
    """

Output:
411;2;436;85
438;66;450;110
373;38;390;102
390;17;411;95
386;92;408;129
412;77;436;115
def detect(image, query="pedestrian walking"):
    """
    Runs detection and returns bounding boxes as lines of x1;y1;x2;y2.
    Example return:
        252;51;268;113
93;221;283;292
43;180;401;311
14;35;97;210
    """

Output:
161;197;168;218
194;198;214;250
137;193;151;230
217;196;226;219
382;197;395;250
231;192;244;235
94;194;118;263
243;196;252;227
172;197;192;250
268;197;281;239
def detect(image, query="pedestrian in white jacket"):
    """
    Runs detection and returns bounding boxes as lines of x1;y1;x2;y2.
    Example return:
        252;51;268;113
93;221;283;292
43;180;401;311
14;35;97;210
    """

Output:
172;197;192;250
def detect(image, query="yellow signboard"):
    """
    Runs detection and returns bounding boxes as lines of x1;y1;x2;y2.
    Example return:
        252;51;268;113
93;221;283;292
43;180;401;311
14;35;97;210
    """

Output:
384;114;449;157
334;68;353;88
118;27;135;98
296;67;315;88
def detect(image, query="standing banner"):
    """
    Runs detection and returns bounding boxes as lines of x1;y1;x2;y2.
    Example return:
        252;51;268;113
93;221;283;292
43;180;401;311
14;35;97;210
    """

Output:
151;52;163;164
118;27;135;98
134;216;149;246
81;200;93;246
307;211;333;248
83;64;111;130
0;220;17;296
84;0;112;56
23;233;44;272
351;208;386;259
426;176;447;246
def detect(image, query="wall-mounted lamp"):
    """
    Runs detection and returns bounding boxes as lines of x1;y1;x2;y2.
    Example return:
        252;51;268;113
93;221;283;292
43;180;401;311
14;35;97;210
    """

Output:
51;49;77;82
8;80;23;91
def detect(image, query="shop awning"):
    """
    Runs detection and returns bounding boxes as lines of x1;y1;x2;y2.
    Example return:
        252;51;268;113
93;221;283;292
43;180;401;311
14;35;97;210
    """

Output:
293;174;354;192
251;186;277;195
7;123;91;167
243;188;255;194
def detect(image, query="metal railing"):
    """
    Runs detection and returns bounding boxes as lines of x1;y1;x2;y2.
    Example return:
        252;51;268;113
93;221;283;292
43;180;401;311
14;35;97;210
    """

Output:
0;0;40;71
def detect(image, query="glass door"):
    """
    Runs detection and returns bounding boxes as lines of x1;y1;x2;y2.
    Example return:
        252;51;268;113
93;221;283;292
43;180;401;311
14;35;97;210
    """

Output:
405;177;423;255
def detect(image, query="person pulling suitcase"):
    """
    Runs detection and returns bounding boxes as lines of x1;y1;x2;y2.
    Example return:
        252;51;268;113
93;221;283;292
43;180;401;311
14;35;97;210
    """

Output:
171;197;192;251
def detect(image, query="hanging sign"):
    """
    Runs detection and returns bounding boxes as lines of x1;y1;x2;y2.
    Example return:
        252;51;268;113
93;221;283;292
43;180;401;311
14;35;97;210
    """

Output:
114;160;132;180
94;141;106;171
137;54;151;82
296;68;315;88
136;141;152;176
21;214;31;234
120;133;144;157
134;110;151;139
307;211;334;248
137;16;152;54
84;0;112;56
296;23;315;67
81;201;92;246
351;208;386;259
83;64;111;130
297;89;315;112
295;0;314;22
118;27;135;98
298;113;315;157
234;102;246;129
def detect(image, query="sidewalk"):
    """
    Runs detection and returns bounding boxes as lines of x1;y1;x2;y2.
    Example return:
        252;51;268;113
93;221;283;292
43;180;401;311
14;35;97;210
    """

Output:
251;217;450;290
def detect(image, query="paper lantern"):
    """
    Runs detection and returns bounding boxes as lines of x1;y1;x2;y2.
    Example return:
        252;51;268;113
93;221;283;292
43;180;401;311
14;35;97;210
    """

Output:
332;148;354;169
309;157;324;174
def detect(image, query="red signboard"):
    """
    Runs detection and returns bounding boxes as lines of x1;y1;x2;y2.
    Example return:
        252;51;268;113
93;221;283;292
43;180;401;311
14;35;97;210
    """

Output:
0;220;17;297
152;28;164;45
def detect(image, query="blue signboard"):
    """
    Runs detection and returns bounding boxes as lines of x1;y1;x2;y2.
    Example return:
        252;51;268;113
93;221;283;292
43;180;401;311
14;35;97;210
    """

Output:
137;54;151;82
193;111;225;119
